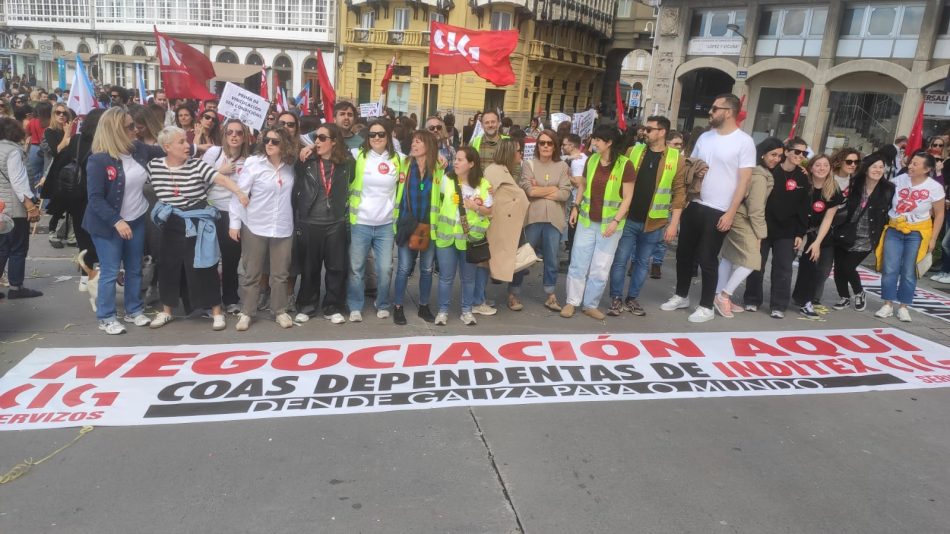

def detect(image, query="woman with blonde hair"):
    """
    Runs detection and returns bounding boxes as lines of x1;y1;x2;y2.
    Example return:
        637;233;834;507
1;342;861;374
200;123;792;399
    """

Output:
42;102;76;248
792;154;845;318
132;105;164;145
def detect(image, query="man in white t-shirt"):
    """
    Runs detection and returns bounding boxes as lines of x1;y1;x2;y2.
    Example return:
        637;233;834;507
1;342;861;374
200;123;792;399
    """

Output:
660;93;756;323
561;133;587;250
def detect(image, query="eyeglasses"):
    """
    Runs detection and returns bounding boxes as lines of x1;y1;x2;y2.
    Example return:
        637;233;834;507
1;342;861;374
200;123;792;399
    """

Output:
201;114;215;120
932;143;945;148
787;148;807;156
427;125;443;131
537;140;555;147
844;159;859;165
54;110;67;116
642;126;665;133
278;120;297;128
315;134;334;142
225;129;244;137
709;105;730;113
367;131;387;139
263;137;281;146
267;116;276;121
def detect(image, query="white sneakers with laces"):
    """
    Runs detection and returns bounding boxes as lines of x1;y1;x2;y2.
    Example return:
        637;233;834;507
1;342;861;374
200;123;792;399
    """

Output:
687;306;714;323
660;295;690;311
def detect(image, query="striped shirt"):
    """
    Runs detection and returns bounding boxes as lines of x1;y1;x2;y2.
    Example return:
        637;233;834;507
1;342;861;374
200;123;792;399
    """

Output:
147;157;218;208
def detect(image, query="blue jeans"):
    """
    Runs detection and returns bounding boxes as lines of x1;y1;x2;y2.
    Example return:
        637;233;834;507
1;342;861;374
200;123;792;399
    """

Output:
608;220;664;299
27;144;43;192
880;228;922;305
436;245;476;314
393;244;435;307
89;215;146;321
347;223;394;312
510;222;561;295
0;217;29;287
473;265;490;305
565;222;622;310
652;240;666;265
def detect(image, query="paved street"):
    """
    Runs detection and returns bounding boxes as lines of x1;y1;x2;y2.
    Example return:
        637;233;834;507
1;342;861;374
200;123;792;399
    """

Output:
2;235;949;534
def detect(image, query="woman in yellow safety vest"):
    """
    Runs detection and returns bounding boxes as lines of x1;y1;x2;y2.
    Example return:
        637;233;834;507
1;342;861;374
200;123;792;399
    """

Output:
433;146;493;326
561;124;635;320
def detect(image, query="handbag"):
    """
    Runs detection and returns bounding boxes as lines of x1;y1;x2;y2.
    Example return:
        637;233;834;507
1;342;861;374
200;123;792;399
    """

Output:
398;179;430;250
454;177;491;264
513;242;539;273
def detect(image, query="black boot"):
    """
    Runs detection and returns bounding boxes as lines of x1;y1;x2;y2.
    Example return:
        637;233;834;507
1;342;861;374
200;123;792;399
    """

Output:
393;305;407;325
418;304;435;323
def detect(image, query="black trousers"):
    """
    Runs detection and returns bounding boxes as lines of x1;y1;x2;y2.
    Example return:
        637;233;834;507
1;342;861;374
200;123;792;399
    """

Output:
296;221;347;316
833;246;870;298
158;213;222;310
675;202;727;308
67;196;96;269
214;212;241;306
743;236;796;312
792;236;834;307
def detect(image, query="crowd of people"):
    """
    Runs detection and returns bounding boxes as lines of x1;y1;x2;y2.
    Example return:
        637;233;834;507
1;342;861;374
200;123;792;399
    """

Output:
0;83;947;334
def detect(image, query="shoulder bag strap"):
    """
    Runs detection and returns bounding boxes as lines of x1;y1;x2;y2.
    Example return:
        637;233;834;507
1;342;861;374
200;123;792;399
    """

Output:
453;177;471;236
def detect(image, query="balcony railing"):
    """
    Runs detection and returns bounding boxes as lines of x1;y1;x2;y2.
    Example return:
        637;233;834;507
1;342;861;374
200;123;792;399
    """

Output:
527;40;604;69
346;28;430;48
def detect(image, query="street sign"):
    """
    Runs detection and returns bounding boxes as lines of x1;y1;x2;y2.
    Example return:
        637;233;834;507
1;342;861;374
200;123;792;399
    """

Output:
38;40;54;62
736;70;748;80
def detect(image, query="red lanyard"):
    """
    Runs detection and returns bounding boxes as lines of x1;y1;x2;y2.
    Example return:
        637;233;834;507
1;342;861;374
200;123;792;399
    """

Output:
319;159;335;207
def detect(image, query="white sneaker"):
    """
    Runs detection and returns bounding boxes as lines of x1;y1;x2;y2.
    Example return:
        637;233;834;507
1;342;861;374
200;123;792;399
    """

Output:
687;306;715;323
149;312;174;329
897;306;912;322
212;314;227;331
349;310;363;322
460;312;477;325
79;275;89;292
98;319;126;335
294;313;310;323
936;273;950;284
276;313;294;328
434;312;448;325
325;313;346;324
225;303;242;315
376;309;390;319
472;303;498;316
123;313;151;327
235;313;251;331
875;303;894;318
660;295;690;311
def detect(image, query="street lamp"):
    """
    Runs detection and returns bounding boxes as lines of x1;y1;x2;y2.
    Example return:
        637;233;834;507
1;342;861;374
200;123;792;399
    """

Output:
726;23;747;42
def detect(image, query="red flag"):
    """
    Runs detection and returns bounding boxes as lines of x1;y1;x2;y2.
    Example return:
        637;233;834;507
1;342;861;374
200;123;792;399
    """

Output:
316;49;336;123
380;57;396;95
429;22;518;86
273;70;282;111
904;100;925;160
259;66;268;100
153;27;215;100
615;81;627;131
736;94;747;127
787;85;806;139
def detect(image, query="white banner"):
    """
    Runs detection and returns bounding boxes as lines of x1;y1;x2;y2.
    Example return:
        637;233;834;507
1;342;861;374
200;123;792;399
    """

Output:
359;102;381;118
522;142;536;161
550;112;571;132
572;109;597;139
217;82;270;132
2;329;949;431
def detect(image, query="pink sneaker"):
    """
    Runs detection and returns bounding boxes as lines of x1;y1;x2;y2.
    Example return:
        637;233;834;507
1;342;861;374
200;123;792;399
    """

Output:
714;294;735;318
730;301;745;313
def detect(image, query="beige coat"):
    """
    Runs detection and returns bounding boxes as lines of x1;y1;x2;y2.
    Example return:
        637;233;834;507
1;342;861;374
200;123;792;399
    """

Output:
720;165;773;270
484;163;529;282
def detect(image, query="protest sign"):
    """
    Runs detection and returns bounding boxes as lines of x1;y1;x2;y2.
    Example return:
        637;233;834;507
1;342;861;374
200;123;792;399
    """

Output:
550;113;571;132
1;329;949;431
218;82;270;131
522;142;536;161
360;102;381;118
573;109;596;139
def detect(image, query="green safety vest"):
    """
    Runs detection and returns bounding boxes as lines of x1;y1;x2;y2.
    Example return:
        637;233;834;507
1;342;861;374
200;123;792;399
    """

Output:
350;150;406;225
578;153;631;232
393;162;444;233
434;176;491;250
626;144;680;220
471;134;510;153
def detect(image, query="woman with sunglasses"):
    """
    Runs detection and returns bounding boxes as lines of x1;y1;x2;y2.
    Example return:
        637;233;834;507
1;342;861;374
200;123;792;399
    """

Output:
202;118;251;314
875;152;945;322
194;110;220;156
831;154;894;311
346;119;403;322
228;126;296;331
508;131;567;311
392;130;441;325
433;146;492;326
293;123;353;325
174;106;196;143
792;155;845;319
41;103;76;249
830;148;861;195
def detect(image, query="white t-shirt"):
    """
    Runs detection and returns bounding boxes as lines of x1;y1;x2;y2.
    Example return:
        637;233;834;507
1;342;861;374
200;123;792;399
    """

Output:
201;146;245;211
889;174;946;223
351;149;399;226
691;129;757;212
119;154;149;221
568;153;588;178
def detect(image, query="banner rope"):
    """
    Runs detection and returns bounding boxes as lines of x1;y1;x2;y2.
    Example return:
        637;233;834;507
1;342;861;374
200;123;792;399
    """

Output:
0;426;94;485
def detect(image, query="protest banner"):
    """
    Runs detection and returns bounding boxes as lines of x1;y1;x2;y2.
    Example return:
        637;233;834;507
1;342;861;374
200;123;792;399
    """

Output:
522;142;536;161
550;113;571;132
218;82;270;131
858;267;950;324
1;329;949;431
359;102;382;118
573;109;596;139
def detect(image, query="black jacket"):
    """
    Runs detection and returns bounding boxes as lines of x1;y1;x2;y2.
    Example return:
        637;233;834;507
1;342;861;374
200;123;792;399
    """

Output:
767;164;810;240
840;178;895;250
293;156;353;224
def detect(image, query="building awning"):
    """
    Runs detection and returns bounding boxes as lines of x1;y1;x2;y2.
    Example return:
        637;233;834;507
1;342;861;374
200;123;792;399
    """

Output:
101;54;152;64
212;62;261;82
55;51;93;62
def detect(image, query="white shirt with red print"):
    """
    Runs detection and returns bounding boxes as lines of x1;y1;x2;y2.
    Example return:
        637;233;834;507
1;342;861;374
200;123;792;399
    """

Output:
888;173;945;223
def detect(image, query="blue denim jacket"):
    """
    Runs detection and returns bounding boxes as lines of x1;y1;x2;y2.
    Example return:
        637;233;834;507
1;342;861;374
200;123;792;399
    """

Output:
83;141;166;238
150;202;220;269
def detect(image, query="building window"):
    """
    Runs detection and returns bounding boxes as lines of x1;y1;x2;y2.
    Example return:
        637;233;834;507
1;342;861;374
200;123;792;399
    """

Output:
867;7;896;36
491;11;513;31
617;0;632;18
246;52;264;66
274;55;292;93
430;12;446;25
303;57;317;71
362;9;376;29
23;39;35;50
689;9;746;38
113;62;127;86
78;42;90;54
216;50;239;64
900;6;925;36
111;44;124;55
841;8;865;36
133;45;147;57
393;8;410;31
840;4;924;38
758;7;828;38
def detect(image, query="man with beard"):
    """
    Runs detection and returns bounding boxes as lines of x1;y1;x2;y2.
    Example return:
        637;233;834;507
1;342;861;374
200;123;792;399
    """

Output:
470;110;508;163
660;94;755;323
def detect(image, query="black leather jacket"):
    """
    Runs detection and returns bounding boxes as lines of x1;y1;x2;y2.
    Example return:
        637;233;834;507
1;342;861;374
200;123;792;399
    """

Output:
841;178;895;249
293;156;353;224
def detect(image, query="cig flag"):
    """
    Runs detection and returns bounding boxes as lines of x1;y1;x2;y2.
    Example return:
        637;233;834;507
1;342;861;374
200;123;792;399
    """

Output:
153;26;215;100
428;22;518;86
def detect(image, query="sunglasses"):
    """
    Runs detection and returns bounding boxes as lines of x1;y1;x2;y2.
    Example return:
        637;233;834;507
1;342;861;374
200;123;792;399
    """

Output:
367;131;387;139
709;105;730;113
267;116;276;121
315;134;334;142
427;125;443;131
225;129;244;137
642;126;665;133
788;148;807;156
278;120;297;128
932;143;945;148
263;137;281;146
844;159;859;165
202;114;215;121
54;110;67;116
537;140;555;147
